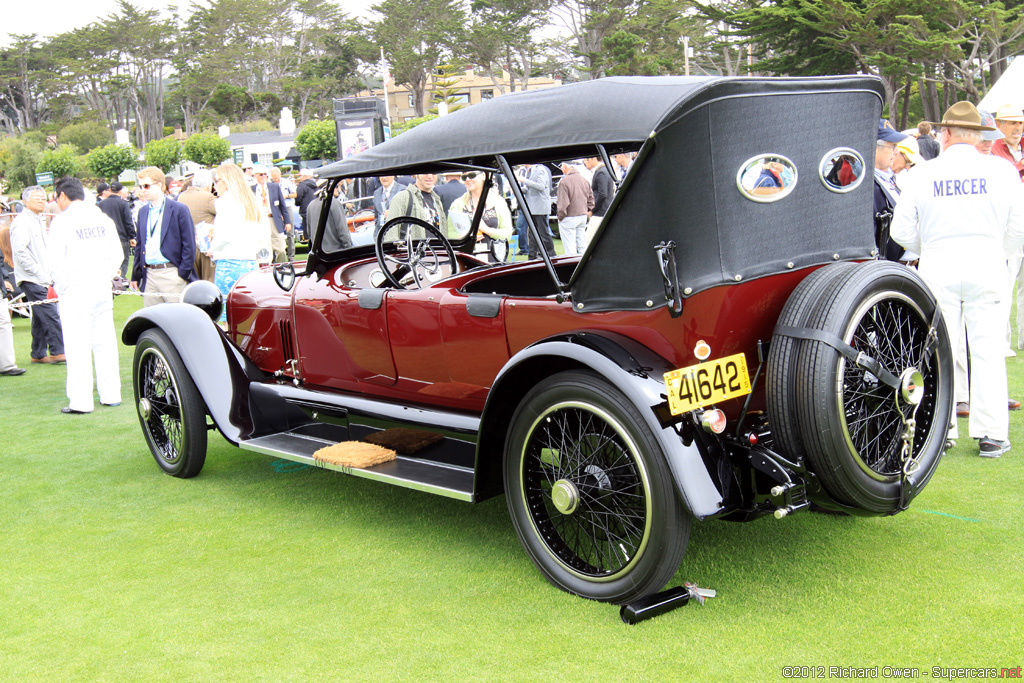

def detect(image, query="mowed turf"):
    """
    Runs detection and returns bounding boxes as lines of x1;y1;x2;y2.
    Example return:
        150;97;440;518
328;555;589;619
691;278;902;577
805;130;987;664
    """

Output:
1;292;1022;682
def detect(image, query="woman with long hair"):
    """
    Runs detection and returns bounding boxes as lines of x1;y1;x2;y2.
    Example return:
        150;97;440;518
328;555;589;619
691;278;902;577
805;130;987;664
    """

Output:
210;163;270;314
447;171;513;262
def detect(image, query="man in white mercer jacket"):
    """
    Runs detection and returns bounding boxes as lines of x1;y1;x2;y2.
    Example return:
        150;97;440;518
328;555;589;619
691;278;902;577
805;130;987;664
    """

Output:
891;101;1024;457
48;176;124;414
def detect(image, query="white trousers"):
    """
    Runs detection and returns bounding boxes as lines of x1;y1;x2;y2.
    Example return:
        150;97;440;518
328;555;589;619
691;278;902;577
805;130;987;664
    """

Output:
0;302;16;371
58;285;121;412
954;325;969;404
919;259;1008;441
585;215;603;246
1008;251;1024;349
558;215;587;256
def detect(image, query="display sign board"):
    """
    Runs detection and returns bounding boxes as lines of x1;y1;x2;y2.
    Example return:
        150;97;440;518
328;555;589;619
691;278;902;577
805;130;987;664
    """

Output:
332;97;387;161
35;172;54;186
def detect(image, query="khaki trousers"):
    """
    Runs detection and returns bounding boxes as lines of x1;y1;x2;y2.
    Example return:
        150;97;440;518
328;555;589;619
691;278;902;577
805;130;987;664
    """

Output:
143;267;188;307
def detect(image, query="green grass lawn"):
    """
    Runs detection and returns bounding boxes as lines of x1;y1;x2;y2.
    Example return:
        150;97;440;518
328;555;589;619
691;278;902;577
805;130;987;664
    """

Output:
1;290;1022;682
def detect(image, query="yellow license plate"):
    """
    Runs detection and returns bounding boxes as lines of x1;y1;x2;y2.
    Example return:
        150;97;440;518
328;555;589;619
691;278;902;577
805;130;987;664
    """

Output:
664;353;752;416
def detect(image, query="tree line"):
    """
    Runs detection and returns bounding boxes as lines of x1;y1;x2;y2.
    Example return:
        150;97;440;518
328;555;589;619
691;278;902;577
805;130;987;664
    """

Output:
2;0;1022;168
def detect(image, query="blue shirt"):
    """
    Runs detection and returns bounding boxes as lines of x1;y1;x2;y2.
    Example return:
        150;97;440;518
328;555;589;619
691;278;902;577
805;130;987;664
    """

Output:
144;197;169;265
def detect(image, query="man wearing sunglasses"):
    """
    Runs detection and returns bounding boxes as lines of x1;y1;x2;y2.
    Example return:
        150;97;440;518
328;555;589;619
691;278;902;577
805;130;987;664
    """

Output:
130;166;197;307
387;174;447;230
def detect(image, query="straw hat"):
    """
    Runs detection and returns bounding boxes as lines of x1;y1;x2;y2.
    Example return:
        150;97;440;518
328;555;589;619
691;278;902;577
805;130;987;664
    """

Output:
994;103;1024;123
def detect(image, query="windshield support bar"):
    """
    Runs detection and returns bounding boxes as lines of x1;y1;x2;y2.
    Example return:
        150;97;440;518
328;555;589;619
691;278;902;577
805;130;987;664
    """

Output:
598;145;620;190
302;177;341;277
496;154;567;299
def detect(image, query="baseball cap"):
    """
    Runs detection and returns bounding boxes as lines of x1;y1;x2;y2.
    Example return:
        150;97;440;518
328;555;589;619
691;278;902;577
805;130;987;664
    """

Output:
877;119;909;143
978;111;1006;141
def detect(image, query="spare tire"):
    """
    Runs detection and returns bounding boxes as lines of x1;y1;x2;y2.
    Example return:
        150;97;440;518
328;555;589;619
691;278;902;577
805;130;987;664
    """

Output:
792;261;952;513
766;262;857;465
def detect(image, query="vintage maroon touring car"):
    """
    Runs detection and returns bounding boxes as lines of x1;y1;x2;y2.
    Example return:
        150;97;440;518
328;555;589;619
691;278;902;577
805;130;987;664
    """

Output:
124;76;953;605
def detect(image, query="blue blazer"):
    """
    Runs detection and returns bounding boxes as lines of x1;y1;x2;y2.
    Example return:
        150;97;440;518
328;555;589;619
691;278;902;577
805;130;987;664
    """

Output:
132;198;197;287
254;182;290;234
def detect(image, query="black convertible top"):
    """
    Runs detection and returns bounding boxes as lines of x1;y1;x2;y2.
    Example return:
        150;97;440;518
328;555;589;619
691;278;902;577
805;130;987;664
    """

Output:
317;75;882;177
318;77;716;177
315;75;887;312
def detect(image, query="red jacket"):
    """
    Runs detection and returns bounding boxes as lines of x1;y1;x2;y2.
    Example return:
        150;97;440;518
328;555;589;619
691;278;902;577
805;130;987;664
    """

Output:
991;138;1024;180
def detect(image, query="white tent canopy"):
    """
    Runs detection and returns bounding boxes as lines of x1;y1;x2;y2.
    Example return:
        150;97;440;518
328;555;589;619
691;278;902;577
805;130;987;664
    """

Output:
979;57;1024;113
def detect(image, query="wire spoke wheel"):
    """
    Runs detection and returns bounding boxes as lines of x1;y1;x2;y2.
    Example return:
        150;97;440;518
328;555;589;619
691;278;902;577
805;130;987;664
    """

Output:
784;261;952;513
522;401;651;579
138;347;186;465
505;370;689;604
132;329;208;478
839;293;936;480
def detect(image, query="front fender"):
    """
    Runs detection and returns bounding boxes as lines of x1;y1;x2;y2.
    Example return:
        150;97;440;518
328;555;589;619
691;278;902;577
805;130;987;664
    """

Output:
479;331;726;519
122;303;266;444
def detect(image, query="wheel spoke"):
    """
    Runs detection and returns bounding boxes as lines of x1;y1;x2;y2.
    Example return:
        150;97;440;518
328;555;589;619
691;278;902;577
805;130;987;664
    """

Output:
522;403;649;578
138;349;184;464
841;297;937;476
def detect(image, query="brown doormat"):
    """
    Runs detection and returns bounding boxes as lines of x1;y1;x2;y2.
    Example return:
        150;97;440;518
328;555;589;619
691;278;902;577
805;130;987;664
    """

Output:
313;442;397;468
363;428;443;454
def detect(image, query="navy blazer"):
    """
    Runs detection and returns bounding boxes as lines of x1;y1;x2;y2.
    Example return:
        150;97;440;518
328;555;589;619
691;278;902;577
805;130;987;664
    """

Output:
254;181;290;234
132;197;198;287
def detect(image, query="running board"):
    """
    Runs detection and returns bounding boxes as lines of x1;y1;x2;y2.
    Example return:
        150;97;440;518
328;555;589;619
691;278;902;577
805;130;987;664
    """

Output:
240;430;476;502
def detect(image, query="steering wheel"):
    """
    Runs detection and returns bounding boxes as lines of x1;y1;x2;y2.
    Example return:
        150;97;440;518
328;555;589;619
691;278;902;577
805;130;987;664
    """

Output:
374;216;458;289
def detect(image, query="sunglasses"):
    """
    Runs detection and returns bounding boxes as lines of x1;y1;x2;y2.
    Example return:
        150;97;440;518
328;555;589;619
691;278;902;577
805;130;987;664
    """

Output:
461;172;480;180
139;182;158;190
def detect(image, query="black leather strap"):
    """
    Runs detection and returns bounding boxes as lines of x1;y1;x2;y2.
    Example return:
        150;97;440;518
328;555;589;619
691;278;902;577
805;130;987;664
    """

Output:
773;325;901;390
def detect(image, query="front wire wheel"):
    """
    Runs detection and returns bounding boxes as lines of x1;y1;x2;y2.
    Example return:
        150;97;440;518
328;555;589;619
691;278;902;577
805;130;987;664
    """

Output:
505;371;689;604
133;329;208;478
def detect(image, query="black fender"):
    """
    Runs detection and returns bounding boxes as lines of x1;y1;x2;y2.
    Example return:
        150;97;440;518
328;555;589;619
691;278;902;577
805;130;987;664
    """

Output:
122;303;267;444
477;330;726;519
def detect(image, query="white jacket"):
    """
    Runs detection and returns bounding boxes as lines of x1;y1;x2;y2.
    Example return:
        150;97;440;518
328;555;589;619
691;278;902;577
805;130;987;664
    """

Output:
48;201;122;295
891;143;1024;265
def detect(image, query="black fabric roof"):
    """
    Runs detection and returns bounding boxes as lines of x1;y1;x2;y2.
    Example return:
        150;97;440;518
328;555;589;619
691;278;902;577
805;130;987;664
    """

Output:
311;75;888;314
318;76;720;177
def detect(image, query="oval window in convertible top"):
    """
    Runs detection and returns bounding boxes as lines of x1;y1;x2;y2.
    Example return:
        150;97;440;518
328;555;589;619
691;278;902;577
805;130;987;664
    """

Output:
819;147;866;193
736;154;798;203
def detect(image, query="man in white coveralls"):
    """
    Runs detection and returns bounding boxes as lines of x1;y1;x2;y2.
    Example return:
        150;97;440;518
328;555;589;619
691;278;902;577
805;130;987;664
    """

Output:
48;176;124;414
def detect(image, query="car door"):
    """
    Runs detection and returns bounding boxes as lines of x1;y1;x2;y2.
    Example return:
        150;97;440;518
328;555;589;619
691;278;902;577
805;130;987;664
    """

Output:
291;266;397;391
384;287;510;412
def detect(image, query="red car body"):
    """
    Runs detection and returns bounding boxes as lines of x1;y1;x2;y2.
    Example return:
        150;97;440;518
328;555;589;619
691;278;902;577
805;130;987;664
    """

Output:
124;75;953;605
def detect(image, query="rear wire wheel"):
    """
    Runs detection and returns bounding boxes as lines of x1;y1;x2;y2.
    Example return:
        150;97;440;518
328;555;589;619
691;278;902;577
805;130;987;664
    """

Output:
504;371;689;604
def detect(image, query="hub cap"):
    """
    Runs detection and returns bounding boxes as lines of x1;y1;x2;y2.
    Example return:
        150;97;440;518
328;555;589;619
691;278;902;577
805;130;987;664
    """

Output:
551;480;579;514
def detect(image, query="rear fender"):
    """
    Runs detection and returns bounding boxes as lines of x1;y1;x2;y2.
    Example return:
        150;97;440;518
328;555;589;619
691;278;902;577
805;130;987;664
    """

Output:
122;304;267;444
478;331;726;519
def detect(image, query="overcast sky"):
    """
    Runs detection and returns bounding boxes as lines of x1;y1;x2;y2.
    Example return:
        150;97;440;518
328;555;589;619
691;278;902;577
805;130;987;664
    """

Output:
2;0;376;43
